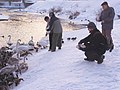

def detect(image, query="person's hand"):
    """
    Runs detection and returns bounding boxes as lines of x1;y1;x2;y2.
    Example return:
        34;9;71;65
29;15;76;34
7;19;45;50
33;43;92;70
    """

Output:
76;43;86;51
45;31;50;36
101;20;104;23
80;43;86;48
76;43;86;49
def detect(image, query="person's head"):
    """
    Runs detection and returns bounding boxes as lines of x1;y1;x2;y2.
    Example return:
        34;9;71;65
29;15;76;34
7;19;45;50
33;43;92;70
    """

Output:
49;12;55;18
101;2;109;10
87;22;97;33
44;16;49;22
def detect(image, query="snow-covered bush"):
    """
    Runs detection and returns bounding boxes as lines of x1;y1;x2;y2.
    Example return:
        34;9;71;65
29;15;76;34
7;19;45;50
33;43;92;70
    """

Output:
49;6;62;13
69;11;80;20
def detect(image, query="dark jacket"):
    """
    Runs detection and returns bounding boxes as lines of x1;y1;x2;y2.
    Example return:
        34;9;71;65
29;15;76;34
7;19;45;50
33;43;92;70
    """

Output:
99;7;115;30
78;29;107;55
47;13;59;33
51;19;63;33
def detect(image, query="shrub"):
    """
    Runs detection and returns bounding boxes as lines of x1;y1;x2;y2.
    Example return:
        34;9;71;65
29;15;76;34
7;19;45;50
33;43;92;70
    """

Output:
69;11;80;20
49;6;62;13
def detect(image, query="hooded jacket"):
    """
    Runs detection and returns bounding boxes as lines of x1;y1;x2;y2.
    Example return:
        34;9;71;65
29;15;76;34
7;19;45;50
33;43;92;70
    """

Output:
47;12;62;33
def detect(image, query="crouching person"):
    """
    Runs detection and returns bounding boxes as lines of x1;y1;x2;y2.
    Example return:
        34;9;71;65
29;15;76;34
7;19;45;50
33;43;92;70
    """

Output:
77;22;108;64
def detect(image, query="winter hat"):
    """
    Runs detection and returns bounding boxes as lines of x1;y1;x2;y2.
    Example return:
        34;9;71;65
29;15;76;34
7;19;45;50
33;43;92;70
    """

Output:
101;2;108;6
87;22;96;29
44;16;49;21
49;12;55;17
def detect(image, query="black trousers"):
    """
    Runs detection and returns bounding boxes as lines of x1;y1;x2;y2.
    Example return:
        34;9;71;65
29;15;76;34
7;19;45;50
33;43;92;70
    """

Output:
85;50;102;61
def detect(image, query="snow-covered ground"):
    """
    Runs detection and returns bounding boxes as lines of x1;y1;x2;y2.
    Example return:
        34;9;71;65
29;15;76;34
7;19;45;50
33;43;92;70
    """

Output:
11;0;120;90
12;19;120;90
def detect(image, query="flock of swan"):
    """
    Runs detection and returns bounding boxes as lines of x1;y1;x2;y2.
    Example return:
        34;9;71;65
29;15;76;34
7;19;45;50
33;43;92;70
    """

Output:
0;35;49;90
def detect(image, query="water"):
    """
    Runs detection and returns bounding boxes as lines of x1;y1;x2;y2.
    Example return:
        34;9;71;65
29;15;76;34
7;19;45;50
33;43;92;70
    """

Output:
0;11;83;47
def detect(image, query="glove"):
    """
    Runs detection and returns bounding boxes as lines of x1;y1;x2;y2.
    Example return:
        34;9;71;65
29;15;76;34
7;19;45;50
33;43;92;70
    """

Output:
76;43;86;51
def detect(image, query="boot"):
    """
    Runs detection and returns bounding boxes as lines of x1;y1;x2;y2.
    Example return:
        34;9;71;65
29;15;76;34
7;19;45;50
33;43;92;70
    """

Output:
109;45;114;52
84;58;95;62
97;55;104;64
58;47;61;50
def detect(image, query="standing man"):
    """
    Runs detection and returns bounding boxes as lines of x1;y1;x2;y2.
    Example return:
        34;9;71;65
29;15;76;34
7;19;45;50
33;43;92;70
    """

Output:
48;12;63;52
97;2;115;52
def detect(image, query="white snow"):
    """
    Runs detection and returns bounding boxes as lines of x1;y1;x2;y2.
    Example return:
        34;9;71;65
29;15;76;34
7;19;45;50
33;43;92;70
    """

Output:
0;14;9;20
12;19;120;90
25;0;120;23
11;0;120;90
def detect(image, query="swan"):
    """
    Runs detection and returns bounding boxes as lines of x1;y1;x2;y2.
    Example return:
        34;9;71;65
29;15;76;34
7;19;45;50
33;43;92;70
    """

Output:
7;57;19;66
0;65;17;75
7;35;19;50
12;39;34;52
7;35;13;46
11;39;21;53
37;37;49;49
12;39;34;59
28;36;34;46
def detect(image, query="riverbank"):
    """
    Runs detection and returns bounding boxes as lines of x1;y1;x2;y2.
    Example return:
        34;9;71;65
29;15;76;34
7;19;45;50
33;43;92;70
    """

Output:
0;10;85;47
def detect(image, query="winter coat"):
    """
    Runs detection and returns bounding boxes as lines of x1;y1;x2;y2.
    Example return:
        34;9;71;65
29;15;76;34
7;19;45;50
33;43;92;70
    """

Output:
51;19;63;33
99;7;115;30
47;13;59;33
78;29;107;55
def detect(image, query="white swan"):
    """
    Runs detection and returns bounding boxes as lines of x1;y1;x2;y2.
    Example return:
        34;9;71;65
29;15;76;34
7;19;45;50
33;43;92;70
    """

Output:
37;37;49;49
12;39;34;57
7;35;13;46
7;35;19;50
10;39;21;52
28;36;34;46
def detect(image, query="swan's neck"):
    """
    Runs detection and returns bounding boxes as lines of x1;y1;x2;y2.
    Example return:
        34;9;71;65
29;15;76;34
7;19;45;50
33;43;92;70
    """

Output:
31;37;33;41
8;36;11;43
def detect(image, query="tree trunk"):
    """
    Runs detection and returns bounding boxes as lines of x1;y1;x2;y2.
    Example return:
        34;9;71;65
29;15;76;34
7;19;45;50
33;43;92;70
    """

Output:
22;0;26;7
8;0;11;6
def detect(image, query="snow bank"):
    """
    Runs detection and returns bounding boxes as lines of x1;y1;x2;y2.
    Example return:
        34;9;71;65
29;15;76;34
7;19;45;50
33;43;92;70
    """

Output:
12;19;120;90
25;0;120;22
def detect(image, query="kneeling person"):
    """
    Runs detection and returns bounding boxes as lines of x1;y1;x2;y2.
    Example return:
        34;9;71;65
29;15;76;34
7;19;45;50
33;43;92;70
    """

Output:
77;22;107;64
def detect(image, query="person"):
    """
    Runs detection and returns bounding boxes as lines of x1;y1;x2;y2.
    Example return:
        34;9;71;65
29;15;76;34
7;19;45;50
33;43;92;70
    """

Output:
47;12;63;52
44;16;53;51
96;1;115;52
44;16;50;36
77;22;108;64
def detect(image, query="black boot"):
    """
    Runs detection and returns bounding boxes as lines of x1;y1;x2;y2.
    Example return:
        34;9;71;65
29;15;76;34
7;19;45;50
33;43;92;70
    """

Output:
97;55;104;64
58;47;61;50
84;58;95;62
109;45;114;52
